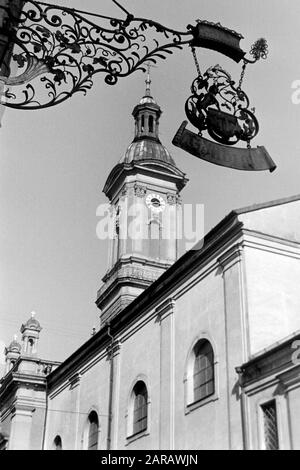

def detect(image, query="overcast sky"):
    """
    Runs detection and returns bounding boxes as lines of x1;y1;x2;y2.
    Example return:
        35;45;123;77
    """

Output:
0;0;299;367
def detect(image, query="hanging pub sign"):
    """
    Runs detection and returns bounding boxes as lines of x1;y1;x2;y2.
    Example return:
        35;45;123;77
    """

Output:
173;44;276;172
173;121;276;172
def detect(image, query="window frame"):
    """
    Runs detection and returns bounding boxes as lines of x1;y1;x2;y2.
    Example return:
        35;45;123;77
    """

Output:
193;339;215;403
132;381;148;436
87;410;99;451
184;336;218;413
126;378;150;443
260;399;280;451
53;435;62;450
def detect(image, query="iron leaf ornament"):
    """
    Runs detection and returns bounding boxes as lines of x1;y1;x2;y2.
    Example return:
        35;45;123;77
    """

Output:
1;0;266;111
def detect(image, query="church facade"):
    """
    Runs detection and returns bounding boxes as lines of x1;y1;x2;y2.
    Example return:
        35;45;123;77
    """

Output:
1;79;300;450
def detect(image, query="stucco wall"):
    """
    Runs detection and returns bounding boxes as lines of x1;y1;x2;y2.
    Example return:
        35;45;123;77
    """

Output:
239;200;300;244
46;352;111;450
45;236;247;450
173;266;229;450
116;315;161;450
244;238;300;355
287;386;300;449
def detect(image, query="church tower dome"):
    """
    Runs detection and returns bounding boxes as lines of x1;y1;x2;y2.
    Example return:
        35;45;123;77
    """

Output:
4;335;21;374
120;140;176;167
120;67;176;167
96;70;188;324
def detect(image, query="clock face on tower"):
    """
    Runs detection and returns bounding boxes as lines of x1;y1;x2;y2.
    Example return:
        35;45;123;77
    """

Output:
146;193;166;213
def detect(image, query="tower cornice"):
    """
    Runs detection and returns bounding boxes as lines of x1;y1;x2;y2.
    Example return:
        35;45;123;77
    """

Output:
132;101;162;117
103;160;188;201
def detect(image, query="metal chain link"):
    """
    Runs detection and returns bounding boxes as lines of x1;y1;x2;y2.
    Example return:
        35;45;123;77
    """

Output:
238;60;247;90
191;46;203;79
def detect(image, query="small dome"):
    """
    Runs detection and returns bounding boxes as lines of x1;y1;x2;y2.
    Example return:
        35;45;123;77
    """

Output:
7;338;21;353
139;95;157;105
22;312;41;331
25;317;41;329
120;139;176;166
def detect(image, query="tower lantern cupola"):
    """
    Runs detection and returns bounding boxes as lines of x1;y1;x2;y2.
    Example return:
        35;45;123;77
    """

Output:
4;335;21;374
20;311;42;356
132;66;162;141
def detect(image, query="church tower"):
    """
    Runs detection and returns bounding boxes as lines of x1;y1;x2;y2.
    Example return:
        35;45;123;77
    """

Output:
20;311;42;356
96;72;188;324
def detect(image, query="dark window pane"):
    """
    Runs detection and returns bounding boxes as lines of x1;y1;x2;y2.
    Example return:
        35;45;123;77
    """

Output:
149;116;154;133
88;412;99;450
262;401;279;450
193;340;214;403
54;435;62;450
133;381;148;435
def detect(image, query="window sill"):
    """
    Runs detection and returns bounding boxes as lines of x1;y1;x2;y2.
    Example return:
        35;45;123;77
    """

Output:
185;394;218;415
125;429;149;446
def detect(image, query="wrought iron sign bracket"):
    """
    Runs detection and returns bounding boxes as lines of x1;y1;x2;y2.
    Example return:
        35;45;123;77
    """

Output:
0;0;267;111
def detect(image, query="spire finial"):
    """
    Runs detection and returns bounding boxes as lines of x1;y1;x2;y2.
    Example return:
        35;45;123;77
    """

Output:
145;62;152;97
13;334;18;342
31;311;36;318
144;62;158;97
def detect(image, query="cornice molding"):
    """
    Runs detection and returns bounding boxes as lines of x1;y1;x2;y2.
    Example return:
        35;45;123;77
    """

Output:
11;402;36;418
276;365;300;391
106;339;121;357
68;372;81;390
242;228;300;249
241;235;300;260
103;158;187;200
237;333;300;388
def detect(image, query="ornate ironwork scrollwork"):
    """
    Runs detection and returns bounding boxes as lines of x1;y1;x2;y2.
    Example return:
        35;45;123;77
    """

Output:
248;38;268;63
185;65;259;146
0;1;267;112
0;0;192;109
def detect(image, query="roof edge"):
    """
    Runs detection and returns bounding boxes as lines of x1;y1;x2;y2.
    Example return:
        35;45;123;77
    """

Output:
233;194;300;216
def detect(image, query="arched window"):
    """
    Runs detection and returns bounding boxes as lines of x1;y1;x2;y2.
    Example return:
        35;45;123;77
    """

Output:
133;381;148;435
27;338;35;354
53;435;62;450
88;411;99;450
193;340;214;402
